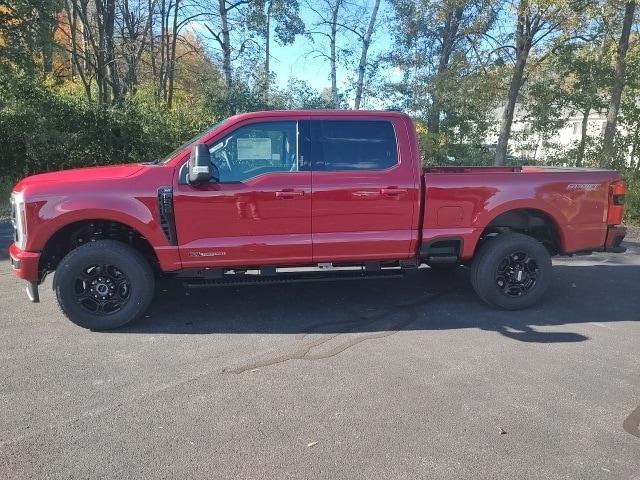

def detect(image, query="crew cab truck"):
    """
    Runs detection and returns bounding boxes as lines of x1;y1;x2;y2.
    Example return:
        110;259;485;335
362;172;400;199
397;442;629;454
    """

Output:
9;110;627;330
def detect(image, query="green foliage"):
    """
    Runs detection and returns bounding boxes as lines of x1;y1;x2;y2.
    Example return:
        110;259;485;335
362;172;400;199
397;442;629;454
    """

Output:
0;0;60;73
0;66;336;183
0;68;210;180
0;177;12;218
247;0;305;45
623;169;640;225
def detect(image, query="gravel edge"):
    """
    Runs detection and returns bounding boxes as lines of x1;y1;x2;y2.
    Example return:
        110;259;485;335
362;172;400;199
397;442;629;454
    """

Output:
624;225;640;242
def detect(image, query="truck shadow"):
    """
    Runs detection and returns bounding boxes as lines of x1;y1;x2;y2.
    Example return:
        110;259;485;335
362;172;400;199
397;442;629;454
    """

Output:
115;262;640;344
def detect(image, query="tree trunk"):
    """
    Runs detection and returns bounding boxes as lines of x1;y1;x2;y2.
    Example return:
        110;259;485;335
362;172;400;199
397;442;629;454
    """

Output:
494;10;532;166
79;0;91;75
167;0;180;108
353;0;380;109
65;0;92;101
576;107;591;167
40;21;54;75
93;0;108;104
149;0;158;100
158;0;167;100
494;51;529;165
69;3;78;77
329;0;342;108
425;6;463;159
263;0;272;99
600;0;636;167
103;0;120;104
219;0;233;88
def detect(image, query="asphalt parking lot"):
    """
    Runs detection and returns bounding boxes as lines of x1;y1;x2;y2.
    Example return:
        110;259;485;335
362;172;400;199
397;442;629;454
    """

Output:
1;222;639;479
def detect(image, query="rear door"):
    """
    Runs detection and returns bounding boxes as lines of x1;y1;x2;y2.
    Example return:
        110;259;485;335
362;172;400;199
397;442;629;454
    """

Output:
173;119;312;268
310;116;421;262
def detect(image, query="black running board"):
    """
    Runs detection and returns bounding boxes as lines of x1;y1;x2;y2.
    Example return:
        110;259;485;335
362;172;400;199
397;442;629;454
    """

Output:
183;269;405;289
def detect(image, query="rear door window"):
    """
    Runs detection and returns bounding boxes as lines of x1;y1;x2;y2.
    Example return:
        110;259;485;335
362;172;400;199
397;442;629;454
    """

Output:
311;120;398;171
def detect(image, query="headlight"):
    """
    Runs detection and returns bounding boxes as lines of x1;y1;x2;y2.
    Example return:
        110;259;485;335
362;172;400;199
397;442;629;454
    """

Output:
10;192;27;250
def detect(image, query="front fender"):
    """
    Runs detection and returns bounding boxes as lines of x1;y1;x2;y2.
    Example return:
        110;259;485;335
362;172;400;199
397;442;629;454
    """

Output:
27;194;165;251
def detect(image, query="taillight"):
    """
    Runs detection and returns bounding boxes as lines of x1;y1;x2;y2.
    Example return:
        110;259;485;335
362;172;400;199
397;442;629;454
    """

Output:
607;180;625;225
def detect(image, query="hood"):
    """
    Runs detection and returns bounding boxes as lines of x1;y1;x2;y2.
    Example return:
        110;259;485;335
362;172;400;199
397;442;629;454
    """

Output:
14;164;145;191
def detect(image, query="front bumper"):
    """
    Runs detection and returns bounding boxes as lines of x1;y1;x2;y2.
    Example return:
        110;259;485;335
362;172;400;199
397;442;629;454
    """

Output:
604;225;627;253
9;243;40;282
9;244;41;303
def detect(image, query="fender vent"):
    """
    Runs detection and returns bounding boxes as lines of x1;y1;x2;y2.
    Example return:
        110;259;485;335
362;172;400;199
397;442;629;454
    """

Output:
158;187;177;245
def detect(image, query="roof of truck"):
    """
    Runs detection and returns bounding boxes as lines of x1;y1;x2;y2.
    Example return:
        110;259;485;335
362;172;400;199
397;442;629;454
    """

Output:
226;109;411;122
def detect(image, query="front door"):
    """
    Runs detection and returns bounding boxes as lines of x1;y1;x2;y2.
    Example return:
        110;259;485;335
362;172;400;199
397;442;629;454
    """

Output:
310;117;420;262
173;120;312;268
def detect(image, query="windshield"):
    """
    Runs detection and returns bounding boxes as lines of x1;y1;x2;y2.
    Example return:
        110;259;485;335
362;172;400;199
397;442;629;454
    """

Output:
157;120;227;164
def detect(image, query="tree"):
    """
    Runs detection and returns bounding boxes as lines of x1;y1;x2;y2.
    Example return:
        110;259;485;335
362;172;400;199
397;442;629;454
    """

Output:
619;41;640;168
493;0;588;165
306;0;345;107
353;0;381;109
525;37;610;166
281;78;336;108
247;0;305;98
389;0;501;160
567;42;609;166
0;0;61;74
117;0;156;98
600;0;636;167
199;0;255;90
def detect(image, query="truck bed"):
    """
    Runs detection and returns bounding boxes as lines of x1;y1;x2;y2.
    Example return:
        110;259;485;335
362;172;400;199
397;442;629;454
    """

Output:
421;166;622;259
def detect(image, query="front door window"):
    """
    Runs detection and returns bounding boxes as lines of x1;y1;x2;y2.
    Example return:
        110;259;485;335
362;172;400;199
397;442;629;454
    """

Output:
210;121;299;182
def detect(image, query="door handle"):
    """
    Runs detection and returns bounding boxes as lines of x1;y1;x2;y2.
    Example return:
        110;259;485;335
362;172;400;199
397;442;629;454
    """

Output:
380;187;407;196
352;191;379;198
275;189;305;199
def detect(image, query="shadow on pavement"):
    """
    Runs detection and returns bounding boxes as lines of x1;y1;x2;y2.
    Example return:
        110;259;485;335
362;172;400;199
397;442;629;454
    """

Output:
113;263;640;343
0;222;12;260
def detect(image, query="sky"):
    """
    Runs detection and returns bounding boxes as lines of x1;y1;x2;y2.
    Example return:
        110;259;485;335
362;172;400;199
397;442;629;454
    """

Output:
188;1;399;106
268;4;397;97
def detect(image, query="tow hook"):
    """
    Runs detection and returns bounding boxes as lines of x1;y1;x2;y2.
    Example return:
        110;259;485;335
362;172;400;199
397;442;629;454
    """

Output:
26;282;40;303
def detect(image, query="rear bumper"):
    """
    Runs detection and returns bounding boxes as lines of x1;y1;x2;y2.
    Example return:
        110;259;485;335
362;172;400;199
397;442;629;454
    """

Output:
604;225;627;253
8;243;40;283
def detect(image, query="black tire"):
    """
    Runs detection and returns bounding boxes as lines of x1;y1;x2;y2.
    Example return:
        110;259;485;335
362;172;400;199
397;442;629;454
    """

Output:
54;240;155;330
471;233;552;310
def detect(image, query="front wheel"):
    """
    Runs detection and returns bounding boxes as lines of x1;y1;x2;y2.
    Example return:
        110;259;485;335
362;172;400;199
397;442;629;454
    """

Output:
54;240;155;330
471;233;552;310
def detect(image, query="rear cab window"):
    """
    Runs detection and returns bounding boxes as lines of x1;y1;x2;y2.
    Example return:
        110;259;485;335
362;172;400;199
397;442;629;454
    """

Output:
310;120;398;171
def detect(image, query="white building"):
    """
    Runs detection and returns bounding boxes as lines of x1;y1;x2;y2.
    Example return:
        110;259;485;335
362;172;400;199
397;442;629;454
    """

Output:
486;107;632;165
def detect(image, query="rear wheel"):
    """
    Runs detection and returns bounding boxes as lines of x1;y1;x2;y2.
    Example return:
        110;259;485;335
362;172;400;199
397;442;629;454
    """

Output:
471;233;552;310
54;240;154;330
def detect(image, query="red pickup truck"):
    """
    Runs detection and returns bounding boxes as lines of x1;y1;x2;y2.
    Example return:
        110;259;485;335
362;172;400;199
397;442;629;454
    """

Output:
9;110;627;329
